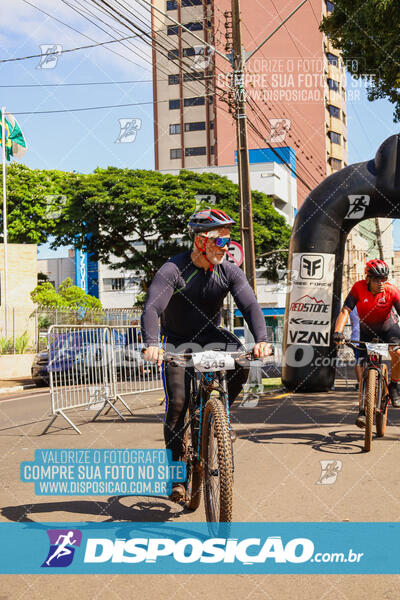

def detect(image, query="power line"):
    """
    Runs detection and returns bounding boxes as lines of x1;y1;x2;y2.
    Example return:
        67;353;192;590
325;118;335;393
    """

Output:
0;33;141;63
0;79;154;87
19;0;149;71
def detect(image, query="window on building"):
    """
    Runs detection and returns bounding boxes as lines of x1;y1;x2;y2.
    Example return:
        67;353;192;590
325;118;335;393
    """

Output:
170;123;181;134
181;0;210;5
329;157;342;170
328;131;341;144
170;148;182;159
183;71;205;81
185;21;204;31
168;74;180;85
184;96;205;106
210;121;214;129
168;49;179;60
328;104;340;118
166;0;177;9
169;99;180;109
327;78;339;91
185;146;207;156
167;25;179;35
103;278;125;291
326;0;334;12
342;111;347;125
327;52;339;67
183;47;196;57
184;121;206;132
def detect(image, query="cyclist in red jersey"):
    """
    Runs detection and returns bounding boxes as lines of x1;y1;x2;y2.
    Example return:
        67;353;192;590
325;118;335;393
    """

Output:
333;259;400;427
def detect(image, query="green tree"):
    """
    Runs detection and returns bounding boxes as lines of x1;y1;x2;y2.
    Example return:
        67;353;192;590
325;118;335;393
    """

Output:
320;0;400;120
55;167;291;288
31;278;102;310
2;163;70;244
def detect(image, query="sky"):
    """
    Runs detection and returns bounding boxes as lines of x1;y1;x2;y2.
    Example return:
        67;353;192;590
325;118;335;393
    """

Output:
1;0;400;259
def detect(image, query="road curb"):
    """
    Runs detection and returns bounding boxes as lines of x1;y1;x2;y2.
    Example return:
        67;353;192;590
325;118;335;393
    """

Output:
0;384;36;395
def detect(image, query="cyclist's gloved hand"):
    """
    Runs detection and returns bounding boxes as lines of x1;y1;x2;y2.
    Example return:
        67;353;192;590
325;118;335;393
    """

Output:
333;332;345;345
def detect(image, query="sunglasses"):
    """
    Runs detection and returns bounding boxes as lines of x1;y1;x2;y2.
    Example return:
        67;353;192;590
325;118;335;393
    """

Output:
370;276;388;283
208;236;231;248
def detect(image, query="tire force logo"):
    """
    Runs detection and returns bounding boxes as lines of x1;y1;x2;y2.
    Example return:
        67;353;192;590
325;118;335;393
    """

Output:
300;255;324;279
42;529;82;568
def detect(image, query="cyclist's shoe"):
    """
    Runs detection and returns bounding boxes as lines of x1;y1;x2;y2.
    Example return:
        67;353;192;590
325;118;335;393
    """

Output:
355;409;366;429
389;382;400;408
169;483;186;502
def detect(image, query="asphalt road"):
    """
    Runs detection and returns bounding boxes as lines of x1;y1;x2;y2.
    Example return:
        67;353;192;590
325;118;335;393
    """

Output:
1;383;400;598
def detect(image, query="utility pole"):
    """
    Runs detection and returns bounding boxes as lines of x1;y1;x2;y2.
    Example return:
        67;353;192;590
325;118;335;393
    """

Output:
374;218;384;260
231;0;257;294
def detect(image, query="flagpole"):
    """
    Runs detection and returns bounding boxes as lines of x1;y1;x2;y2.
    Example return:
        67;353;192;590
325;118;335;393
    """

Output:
2;106;7;337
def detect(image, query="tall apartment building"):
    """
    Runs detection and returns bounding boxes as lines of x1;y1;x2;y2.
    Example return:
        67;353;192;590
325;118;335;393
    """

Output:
151;0;348;207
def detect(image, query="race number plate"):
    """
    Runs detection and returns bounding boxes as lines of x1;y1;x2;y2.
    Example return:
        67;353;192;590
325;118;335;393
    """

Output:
192;351;235;372
365;343;389;358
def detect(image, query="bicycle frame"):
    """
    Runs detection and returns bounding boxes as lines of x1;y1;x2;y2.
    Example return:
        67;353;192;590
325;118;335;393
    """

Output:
189;369;231;461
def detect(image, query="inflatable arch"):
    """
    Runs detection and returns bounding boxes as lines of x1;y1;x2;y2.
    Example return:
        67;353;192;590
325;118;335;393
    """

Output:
282;134;400;392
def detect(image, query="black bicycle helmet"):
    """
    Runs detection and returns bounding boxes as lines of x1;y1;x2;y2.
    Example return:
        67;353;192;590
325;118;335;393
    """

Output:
365;259;389;278
188;207;236;234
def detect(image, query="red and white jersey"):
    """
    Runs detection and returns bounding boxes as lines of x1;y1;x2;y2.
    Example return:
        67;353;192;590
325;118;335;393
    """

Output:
344;279;400;326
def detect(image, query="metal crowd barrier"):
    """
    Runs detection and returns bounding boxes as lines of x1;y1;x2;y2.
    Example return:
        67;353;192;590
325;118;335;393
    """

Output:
104;325;163;415
43;324;163;434
43;325;133;434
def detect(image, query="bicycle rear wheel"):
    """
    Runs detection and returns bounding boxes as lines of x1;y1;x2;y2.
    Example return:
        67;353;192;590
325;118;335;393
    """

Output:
376;364;389;438
365;368;377;452
201;397;233;523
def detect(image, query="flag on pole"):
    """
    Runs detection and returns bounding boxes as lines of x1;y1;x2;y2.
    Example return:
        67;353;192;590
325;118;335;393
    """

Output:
0;111;27;161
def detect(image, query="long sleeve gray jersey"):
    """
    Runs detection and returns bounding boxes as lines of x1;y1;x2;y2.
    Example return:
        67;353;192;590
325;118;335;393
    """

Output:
141;251;268;346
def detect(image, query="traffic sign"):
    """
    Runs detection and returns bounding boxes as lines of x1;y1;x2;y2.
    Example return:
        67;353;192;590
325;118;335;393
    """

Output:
226;241;244;267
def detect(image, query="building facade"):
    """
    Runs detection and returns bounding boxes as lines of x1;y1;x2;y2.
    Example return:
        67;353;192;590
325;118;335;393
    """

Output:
151;0;348;206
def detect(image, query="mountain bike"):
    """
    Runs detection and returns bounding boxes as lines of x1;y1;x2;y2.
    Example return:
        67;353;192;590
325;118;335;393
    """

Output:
163;349;260;525
345;339;395;452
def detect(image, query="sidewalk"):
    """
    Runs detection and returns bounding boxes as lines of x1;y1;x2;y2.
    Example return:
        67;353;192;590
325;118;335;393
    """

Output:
0;377;37;394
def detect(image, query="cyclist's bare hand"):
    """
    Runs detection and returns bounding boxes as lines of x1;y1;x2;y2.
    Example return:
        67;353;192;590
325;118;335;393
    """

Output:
253;342;273;358
143;346;165;366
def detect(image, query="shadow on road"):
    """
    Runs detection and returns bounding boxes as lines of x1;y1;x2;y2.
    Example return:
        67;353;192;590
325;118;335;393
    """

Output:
1;495;184;523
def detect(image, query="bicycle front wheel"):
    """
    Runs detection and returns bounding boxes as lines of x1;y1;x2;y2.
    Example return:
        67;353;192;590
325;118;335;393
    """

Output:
201;397;233;523
183;408;202;511
365;368;377;452
376;364;389;438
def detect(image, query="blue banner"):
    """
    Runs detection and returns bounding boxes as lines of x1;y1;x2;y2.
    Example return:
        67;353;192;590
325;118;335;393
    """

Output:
0;522;398;574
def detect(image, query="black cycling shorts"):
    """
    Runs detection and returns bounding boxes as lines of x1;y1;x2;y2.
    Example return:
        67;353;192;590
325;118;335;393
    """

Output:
357;320;400;359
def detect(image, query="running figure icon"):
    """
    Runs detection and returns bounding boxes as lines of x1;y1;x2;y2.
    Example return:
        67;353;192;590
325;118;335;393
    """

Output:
42;529;82;568
46;531;77;565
